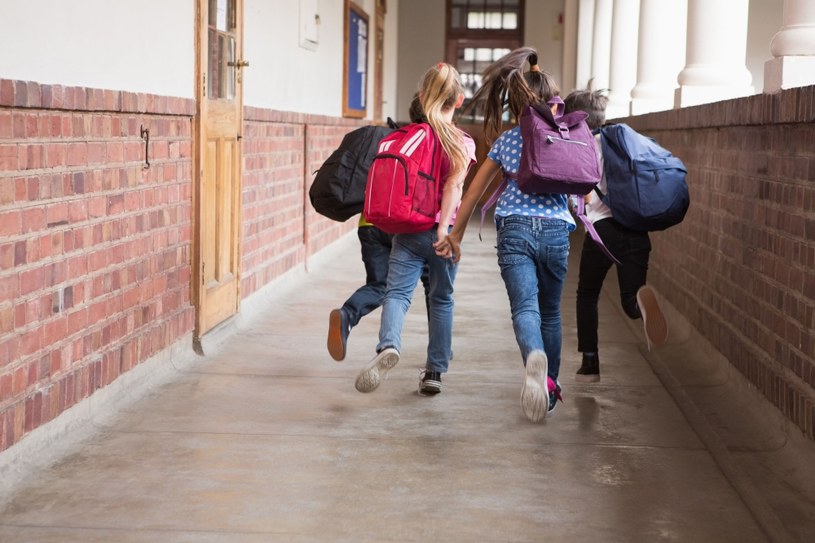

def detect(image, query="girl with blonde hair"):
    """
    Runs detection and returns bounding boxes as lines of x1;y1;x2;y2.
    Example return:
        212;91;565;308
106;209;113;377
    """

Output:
355;63;476;396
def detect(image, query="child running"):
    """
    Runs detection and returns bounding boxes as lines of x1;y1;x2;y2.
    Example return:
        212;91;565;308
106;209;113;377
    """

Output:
355;63;476;396
435;48;570;422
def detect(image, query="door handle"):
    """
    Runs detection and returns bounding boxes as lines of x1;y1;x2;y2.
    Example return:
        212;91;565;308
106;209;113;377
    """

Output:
228;60;250;68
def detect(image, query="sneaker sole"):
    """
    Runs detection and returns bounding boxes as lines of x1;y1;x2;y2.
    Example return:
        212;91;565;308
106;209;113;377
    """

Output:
419;379;442;396
327;309;346;361
355;348;399;393
637;286;668;350
575;372;600;384
521;351;548;423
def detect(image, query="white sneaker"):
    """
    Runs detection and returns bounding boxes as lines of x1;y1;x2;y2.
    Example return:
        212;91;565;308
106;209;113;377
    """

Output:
355;348;400;393
521;350;549;423
636;286;668;350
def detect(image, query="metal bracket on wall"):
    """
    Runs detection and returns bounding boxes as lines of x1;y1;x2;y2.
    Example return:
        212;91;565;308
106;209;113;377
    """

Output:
140;125;151;169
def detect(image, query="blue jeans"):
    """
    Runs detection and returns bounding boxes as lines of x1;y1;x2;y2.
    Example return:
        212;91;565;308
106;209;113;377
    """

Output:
378;228;458;373
495;216;570;380
342;226;393;327
342;226;432;328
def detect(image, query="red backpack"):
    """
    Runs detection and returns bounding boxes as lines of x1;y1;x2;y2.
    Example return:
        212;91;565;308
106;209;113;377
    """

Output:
363;123;445;234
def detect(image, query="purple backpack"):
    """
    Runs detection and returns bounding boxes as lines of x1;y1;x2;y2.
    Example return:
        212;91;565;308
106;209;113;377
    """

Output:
514;100;601;195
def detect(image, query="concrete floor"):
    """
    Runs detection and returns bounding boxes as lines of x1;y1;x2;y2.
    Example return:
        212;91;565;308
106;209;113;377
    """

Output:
1;222;814;542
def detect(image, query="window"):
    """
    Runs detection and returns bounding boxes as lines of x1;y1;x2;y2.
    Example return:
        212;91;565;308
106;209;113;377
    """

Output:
446;0;524;119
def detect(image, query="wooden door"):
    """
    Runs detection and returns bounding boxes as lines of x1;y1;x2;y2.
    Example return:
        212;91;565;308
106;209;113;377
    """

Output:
194;0;245;337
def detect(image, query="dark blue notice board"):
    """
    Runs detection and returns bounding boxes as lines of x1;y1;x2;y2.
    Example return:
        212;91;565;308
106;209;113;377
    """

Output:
346;7;368;114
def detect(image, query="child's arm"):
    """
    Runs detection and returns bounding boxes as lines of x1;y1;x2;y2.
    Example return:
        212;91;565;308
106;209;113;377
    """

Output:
436;167;466;241
434;158;501;262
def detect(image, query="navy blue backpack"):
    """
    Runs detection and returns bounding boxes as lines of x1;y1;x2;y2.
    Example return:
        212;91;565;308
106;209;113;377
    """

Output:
597;123;689;232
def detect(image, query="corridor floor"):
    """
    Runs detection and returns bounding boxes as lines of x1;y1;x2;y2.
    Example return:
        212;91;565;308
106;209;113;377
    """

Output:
1;222;814;542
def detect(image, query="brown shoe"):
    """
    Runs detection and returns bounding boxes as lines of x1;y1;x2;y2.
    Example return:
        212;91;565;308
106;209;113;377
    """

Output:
327;308;349;361
636;286;668;350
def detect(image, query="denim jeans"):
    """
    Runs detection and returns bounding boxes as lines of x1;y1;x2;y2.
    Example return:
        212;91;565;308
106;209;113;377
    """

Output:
342;226;432;329
342;226;394;328
495;216;570;380
378;228;458;373
576;218;651;353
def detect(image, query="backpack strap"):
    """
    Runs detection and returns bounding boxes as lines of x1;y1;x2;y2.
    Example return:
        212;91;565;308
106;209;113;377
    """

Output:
547;96;565;118
574;197;620;264
478;176;509;241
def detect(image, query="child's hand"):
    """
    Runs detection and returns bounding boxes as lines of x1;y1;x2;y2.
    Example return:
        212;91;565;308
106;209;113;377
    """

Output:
434;235;453;259
434;232;463;263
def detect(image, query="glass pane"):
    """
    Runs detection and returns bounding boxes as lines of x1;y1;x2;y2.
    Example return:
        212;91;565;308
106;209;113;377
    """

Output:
503;13;517;29
467;12;483;29
486;12;501;29
207;0;237;100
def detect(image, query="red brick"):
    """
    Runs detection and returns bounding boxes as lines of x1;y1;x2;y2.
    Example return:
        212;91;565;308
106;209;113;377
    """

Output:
0;143;17;171
0;210;20;237
65;142;87;167
87;142;106;164
46;143;66;168
46;202;69;227
0;111;11;139
0;80;13;106
0;303;13;335
20;207;45;233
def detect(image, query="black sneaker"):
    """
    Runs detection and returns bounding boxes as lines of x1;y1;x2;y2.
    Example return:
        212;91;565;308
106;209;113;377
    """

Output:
419;369;442;395
575;352;600;383
327;308;350;361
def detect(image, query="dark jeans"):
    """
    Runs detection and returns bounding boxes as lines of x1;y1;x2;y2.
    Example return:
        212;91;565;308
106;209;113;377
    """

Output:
341;225;430;329
576;218;651;353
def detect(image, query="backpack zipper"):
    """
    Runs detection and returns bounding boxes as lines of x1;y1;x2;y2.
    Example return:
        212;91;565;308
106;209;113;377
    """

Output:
546;135;587;146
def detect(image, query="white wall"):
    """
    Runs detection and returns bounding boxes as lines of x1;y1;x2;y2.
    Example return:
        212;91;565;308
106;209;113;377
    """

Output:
244;0;343;115
0;0;194;98
396;0;446;121
244;0;396;119
382;0;400;121
525;0;565;86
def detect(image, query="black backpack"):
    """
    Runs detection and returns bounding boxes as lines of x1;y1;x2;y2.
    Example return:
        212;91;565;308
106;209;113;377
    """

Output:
309;119;398;222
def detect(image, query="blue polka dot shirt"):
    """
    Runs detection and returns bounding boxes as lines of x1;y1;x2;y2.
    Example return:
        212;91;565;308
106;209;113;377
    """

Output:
487;126;576;231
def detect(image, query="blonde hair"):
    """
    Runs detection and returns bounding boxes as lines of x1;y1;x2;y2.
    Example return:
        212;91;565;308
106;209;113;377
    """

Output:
418;63;469;177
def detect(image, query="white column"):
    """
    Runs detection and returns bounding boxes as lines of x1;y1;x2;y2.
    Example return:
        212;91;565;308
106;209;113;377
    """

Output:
575;0;596;90
590;0;613;90
675;0;754;107
630;0;687;114
562;0;579;93
606;0;639;120
764;0;815;93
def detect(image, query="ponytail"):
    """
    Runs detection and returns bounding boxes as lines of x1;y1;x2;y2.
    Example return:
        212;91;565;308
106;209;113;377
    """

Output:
465;47;560;143
418;63;469;177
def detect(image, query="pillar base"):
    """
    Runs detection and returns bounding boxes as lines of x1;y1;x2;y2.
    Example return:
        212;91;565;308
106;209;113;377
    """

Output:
764;56;815;94
674;84;755;108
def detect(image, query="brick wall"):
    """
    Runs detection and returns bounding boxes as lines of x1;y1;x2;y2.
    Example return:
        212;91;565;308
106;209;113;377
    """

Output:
622;85;815;440
0;79;196;452
240;107;364;299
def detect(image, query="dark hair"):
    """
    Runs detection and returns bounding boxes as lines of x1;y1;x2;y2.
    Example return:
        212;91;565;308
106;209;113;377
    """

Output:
563;85;609;130
409;92;426;123
465;47;560;143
